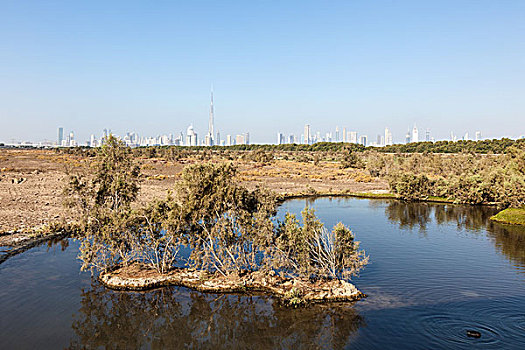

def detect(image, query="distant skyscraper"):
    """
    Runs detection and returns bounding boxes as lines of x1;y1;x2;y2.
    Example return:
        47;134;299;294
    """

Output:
406;129;411;144
384;127;393;146
244;132;250;145
226;134;233;146
186;125;197;146
349;131;358;144
475;131;482;141
207;88;215;146
425;129;431;142
359;135;368;146
289;134;295;144
342;127;347;142
335;126;340;142
304;124;311;145
463;132;469;141
57;127;63;146
412;125;419;143
277;132;284;145
377;135;384;146
236;134;245;145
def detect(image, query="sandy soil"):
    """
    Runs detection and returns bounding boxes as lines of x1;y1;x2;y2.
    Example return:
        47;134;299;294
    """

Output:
0;149;388;243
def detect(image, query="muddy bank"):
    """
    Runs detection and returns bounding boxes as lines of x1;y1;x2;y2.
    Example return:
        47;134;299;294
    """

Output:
0;231;69;265
100;263;365;303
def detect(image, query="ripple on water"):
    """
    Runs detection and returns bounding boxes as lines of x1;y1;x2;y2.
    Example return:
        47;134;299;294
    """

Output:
409;297;525;349
419;312;502;347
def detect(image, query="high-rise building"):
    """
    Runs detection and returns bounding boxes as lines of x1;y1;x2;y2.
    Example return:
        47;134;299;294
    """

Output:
425;129;431;142
384;127;393;146
412;125;419;143
236;134;245;145
335;126;340;142
475;131;482;141
207;88;215;146
349;131;358;144
359;135;368;146
289;134;296;144
57;127;64;146
244;132;250;145
463;132;469;141
277;132;285;145
342;127;347;142
406;129;411;144
226;134;233;146
304;124;311;144
186;125;197;146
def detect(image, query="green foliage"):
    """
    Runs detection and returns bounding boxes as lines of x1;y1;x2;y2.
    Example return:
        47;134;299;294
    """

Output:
64;135;141;272
385;145;525;207
490;208;525;226
377;138;525;154
340;150;365;169
242;149;274;163
173;162;277;274
274;208;368;280
389;173;432;201
67;144;369;280
283;288;306;308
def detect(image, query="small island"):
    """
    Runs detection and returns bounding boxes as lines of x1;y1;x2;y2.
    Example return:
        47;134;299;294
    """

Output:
67;136;368;305
100;264;365;303
490;208;525;226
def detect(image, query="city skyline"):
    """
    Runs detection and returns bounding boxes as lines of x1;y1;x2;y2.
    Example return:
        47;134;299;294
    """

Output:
2;1;525;144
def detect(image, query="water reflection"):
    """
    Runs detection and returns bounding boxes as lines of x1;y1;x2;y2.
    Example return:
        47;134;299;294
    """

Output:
385;201;525;271
487;223;525;268
385;201;432;231
68;281;364;349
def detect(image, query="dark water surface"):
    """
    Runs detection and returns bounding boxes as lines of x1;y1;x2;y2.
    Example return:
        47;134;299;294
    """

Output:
1;198;525;349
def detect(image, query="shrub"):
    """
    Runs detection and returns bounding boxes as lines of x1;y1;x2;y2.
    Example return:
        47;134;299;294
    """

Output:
273;208;368;280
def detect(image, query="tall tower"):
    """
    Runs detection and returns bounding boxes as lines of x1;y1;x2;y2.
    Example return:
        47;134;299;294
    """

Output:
208;87;214;146
412;125;419;143
304;124;311;144
57;127;64;146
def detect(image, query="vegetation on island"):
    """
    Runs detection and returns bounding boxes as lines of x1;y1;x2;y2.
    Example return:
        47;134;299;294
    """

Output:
490;208;525;226
65;135;369;299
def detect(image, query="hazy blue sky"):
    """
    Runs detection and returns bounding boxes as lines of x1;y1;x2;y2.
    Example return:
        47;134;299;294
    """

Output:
1;0;524;144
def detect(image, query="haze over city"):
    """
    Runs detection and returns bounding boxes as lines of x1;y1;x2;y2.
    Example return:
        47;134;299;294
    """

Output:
2;1;525;144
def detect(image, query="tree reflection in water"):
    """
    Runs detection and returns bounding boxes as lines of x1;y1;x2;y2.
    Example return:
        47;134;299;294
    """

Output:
487;223;525;269
385;201;525;271
68;280;364;349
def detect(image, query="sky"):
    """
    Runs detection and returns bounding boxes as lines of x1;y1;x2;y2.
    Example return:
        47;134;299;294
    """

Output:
1;0;525;144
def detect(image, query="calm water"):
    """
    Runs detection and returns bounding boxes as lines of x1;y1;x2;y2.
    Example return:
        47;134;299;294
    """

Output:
1;198;525;349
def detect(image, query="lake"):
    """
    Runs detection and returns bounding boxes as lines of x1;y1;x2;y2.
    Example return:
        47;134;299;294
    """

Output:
1;197;525;349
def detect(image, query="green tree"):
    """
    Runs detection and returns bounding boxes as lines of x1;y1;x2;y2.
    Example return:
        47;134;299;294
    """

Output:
64;135;141;272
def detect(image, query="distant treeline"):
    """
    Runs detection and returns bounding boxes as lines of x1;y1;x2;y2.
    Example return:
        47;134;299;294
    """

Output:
138;138;524;154
52;137;525;156
377;138;525;154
